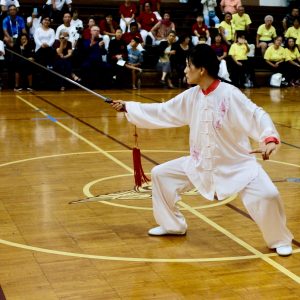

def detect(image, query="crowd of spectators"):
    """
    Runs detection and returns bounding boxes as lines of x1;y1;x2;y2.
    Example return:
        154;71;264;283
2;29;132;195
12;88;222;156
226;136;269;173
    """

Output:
0;0;300;91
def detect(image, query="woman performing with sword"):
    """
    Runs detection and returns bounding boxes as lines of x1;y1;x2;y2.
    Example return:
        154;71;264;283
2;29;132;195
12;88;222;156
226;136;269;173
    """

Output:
110;44;294;257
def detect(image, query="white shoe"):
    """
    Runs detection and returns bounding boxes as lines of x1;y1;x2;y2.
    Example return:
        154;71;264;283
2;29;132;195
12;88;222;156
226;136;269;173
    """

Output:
276;245;292;256
148;226;186;236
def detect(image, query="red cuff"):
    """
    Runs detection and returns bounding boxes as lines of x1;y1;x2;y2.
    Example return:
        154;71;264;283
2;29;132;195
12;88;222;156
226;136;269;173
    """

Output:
264;137;280;144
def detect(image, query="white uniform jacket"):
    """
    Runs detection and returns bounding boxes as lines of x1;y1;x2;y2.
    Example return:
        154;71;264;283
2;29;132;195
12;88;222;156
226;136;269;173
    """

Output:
125;82;279;200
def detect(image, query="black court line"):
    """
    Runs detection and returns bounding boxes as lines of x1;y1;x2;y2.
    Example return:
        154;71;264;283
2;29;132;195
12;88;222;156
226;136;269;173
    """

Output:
0;286;6;300
123;90;166;103
281;141;300;150
30;92;300;248
274;122;300;131
31;93;159;166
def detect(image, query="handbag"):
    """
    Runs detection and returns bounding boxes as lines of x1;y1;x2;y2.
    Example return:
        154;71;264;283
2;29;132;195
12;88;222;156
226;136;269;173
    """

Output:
270;73;282;87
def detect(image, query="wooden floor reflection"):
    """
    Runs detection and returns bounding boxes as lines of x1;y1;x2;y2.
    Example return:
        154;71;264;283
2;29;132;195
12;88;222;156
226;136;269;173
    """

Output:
0;86;299;299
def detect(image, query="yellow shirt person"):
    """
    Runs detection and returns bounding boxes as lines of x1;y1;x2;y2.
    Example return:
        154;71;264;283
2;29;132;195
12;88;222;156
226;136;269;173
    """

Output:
257;24;277;42
284;47;300;61
232;12;251;31
285;26;300;41
229;42;248;60
219;21;235;41
264;45;286;62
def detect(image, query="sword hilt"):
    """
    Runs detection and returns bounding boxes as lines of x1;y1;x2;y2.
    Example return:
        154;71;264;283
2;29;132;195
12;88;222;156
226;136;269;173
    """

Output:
104;98;113;104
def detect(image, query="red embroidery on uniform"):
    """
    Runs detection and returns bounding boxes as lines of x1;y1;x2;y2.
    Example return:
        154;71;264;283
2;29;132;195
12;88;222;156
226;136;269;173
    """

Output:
214;98;228;130
191;145;200;161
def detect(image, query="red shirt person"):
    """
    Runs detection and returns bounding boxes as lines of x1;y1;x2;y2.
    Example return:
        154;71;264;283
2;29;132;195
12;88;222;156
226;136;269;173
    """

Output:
119;0;137;33
122;22;144;52
191;15;210;46
137;2;158;43
99;14;118;38
139;0;161;20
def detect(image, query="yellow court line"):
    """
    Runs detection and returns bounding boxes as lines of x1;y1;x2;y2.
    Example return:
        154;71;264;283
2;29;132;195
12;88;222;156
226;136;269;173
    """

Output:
179;202;300;284
15;95;300;284
0;238;299;263
82;173;237;210
16;96;132;173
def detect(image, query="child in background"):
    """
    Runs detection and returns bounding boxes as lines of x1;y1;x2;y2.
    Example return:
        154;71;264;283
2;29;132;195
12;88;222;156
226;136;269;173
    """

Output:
126;37;143;89
211;33;230;82
198;35;211;45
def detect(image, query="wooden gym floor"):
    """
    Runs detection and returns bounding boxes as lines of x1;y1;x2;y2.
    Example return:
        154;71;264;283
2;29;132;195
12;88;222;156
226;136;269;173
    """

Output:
0;86;299;299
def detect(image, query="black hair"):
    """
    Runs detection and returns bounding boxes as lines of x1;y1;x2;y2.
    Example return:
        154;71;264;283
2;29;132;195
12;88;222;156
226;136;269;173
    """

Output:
293;17;299;24
236;30;247;39
143;2;151;8
8;4;17;9
209;19;216;27
41;15;51;21
178;34;191;44
132;37;140;44
285;37;297;50
130;22;138;28
168;30;176;36
188;44;220;79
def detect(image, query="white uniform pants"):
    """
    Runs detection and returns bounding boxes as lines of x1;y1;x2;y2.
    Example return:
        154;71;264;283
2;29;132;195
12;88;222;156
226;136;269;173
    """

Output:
120;18;135;33
151;157;293;248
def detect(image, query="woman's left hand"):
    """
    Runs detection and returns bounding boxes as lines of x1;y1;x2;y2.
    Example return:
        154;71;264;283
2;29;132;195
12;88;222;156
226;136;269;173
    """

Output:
249;142;277;160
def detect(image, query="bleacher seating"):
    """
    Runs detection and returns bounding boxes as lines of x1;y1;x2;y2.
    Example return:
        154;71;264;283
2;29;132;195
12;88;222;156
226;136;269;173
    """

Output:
1;1;289;88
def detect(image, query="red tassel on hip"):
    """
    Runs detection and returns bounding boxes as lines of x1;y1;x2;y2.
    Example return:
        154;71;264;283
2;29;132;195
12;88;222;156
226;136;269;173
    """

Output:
132;126;150;189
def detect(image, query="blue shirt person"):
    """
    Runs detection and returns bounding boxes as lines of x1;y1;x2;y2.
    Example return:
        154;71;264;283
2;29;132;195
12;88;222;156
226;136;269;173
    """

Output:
3;4;26;48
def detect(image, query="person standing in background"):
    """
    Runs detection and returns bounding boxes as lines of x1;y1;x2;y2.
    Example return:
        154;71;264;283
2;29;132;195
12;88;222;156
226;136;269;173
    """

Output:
220;0;241;15
44;0;72;24
201;0;220;28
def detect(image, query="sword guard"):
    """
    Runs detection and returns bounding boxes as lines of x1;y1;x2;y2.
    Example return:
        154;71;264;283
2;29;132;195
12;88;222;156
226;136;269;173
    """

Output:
105;98;113;103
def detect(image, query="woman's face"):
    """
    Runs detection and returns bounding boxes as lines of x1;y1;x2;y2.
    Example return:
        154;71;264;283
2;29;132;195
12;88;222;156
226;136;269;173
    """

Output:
88;19;95;27
225;13;232;22
115;29;123;39
215;35;222;43
163;13;170;21
21;35;28;45
196;16;204;23
167;32;176;43
265;18;273;26
184;59;202;85
288;38;295;48
274;37;282;46
184;37;190;44
42;18;50;26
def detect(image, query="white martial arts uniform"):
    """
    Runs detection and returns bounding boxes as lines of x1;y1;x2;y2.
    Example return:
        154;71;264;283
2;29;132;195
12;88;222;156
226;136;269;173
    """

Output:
125;81;293;248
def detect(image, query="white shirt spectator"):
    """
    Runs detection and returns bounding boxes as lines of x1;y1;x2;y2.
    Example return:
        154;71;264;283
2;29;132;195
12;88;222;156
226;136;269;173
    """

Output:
55;24;79;48
0;0;20;9
0;40;5;60
46;0;72;11
34;26;55;51
71;18;83;29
